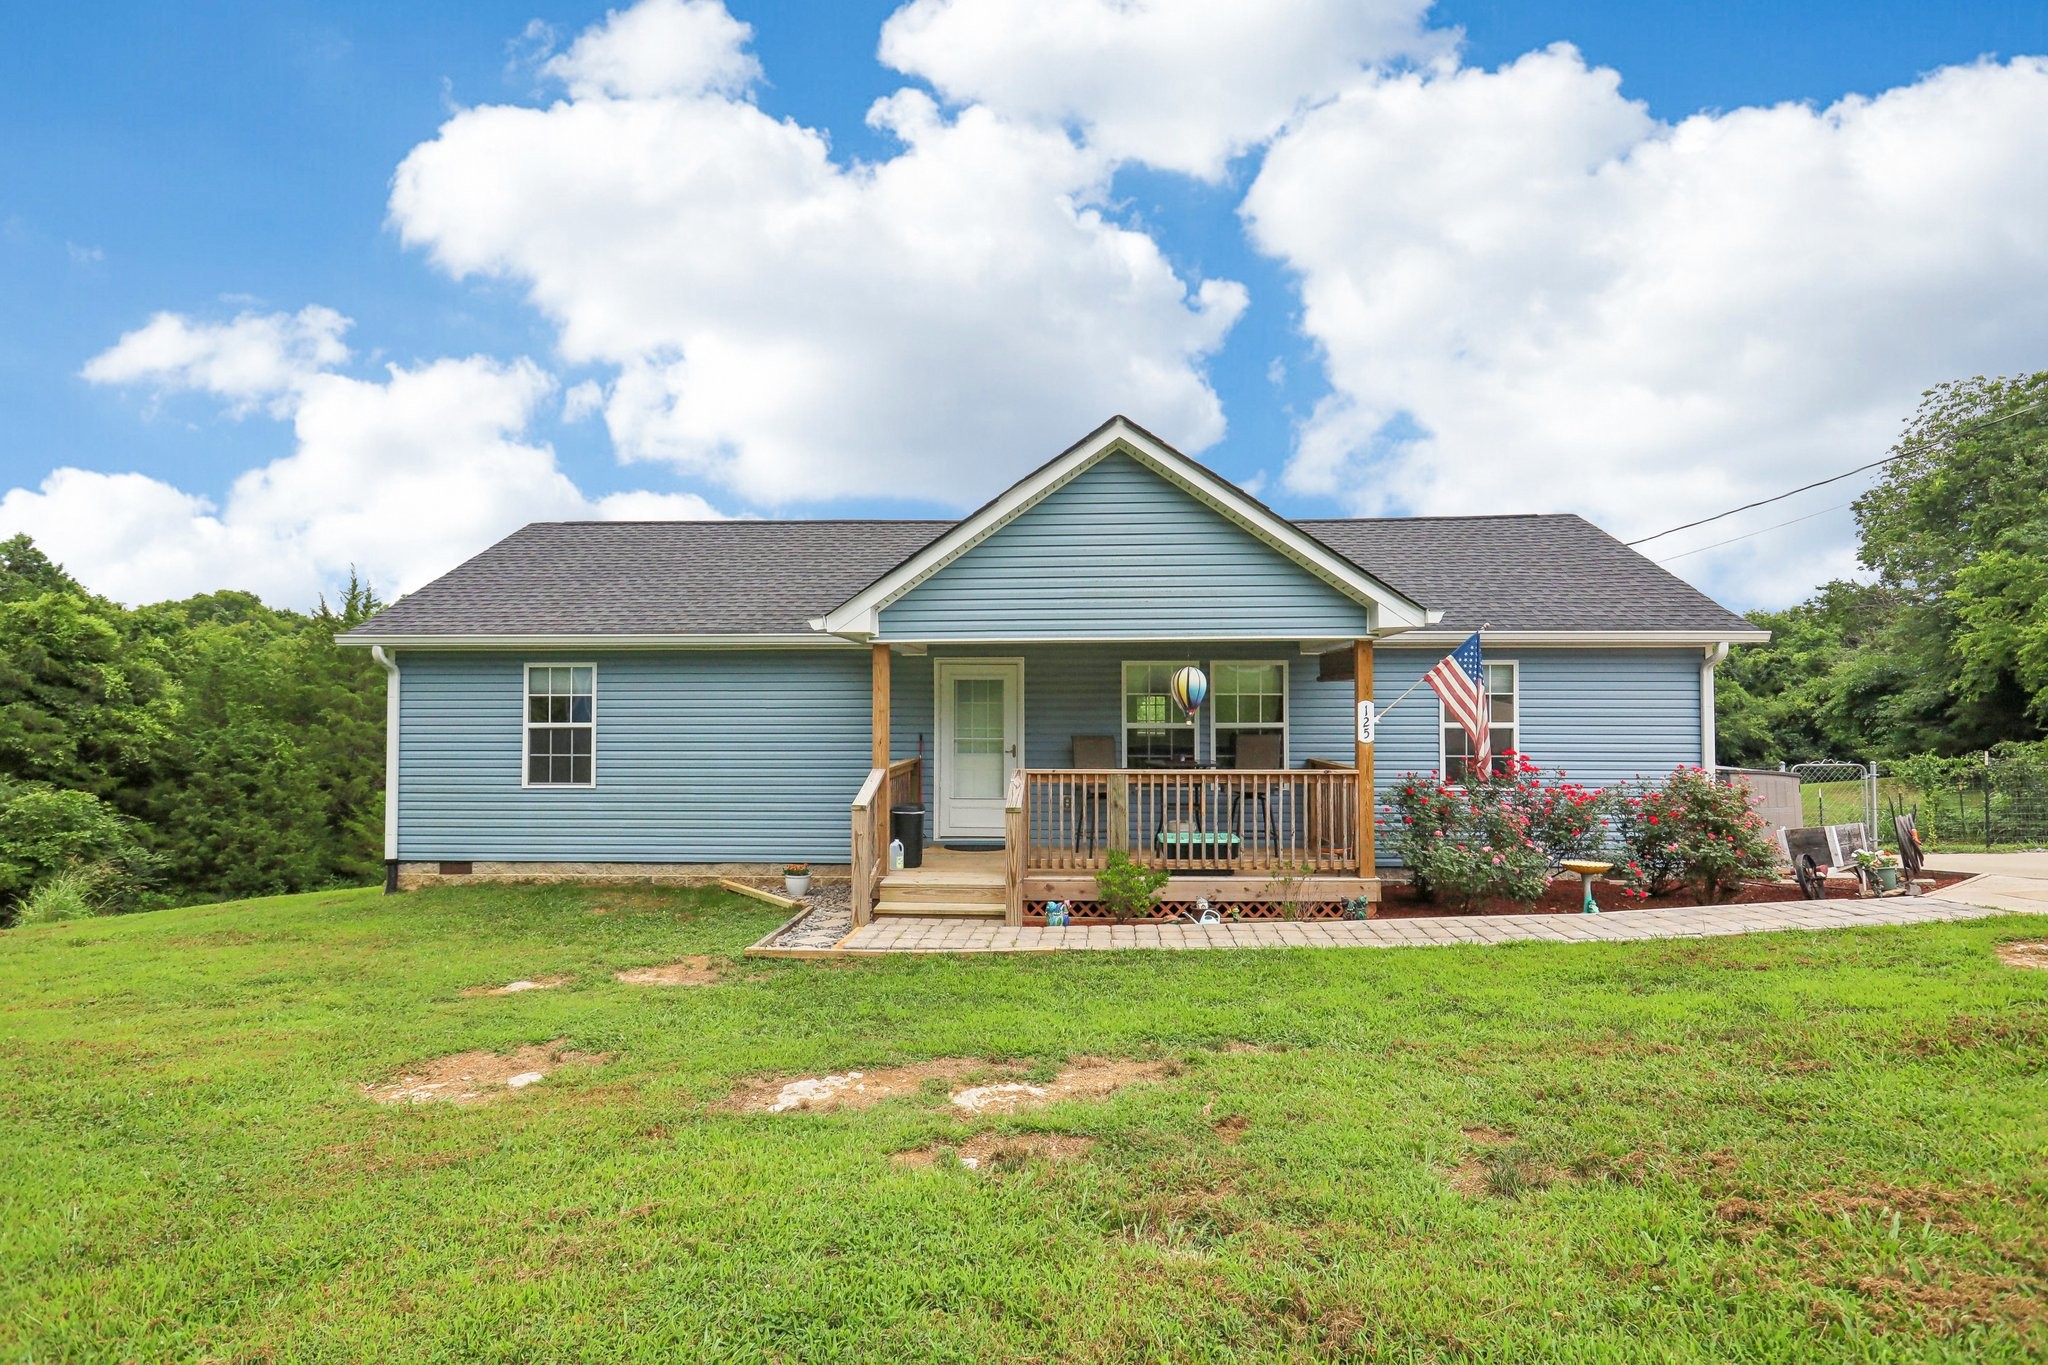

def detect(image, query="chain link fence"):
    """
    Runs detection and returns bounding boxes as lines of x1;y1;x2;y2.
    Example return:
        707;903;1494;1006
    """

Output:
1788;761;1878;840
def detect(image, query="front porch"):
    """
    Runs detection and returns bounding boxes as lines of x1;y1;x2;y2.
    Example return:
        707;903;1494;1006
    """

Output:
849;638;1382;927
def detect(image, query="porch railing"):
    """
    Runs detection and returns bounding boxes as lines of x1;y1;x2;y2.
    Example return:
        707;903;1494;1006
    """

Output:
850;756;922;926
1018;767;1361;876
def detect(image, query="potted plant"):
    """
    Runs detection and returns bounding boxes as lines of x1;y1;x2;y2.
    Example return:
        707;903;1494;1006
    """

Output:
783;862;813;898
1852;848;1900;893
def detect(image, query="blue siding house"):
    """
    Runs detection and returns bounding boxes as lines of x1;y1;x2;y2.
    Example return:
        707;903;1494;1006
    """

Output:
342;416;1764;923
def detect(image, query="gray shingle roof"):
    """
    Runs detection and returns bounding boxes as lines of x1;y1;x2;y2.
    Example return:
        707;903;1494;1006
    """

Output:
344;512;1756;640
345;520;952;637
1300;514;1758;634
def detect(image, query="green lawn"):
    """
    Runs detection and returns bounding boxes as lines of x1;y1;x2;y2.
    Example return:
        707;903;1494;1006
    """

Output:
3;884;2046;1361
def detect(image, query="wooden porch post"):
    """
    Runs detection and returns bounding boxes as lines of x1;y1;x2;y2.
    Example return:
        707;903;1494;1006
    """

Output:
1354;637;1375;876
870;643;891;768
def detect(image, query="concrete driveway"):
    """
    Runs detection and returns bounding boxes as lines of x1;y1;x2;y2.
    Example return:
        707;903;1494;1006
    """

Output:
1923;850;2048;877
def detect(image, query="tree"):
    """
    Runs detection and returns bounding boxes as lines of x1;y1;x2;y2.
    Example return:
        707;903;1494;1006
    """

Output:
1721;370;2048;761
0;536;388;908
1853;371;2048;747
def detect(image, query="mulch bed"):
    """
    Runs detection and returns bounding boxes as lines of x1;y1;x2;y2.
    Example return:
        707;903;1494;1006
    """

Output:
1372;870;1970;919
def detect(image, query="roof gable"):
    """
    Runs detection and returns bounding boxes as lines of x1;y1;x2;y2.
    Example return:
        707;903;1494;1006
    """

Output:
821;416;1434;638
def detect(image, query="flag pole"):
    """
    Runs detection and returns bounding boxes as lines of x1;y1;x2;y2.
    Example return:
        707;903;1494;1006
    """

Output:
1373;624;1488;723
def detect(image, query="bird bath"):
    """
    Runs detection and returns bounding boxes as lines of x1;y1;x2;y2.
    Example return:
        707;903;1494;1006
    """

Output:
1560;859;1614;914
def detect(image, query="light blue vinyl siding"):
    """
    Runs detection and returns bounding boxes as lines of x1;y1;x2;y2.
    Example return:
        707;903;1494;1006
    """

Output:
395;649;870;862
1364;647;1703;789
878;452;1373;639
392;644;1701;865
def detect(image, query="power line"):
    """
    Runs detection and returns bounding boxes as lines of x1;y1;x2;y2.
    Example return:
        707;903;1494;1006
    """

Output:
1624;393;2048;547
1654;501;1855;564
1625;457;1895;546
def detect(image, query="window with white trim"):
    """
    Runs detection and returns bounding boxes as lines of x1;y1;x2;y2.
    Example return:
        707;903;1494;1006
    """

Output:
1122;661;1196;766
526;664;595;786
1210;660;1286;766
1441;660;1517;781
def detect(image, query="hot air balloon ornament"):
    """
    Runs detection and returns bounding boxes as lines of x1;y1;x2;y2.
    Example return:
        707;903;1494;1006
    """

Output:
1169;665;1208;718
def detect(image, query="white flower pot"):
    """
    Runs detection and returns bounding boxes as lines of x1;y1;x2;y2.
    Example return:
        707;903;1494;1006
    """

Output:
784;875;812;898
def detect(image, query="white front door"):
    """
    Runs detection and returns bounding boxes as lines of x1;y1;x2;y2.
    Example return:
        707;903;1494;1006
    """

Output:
934;658;1024;840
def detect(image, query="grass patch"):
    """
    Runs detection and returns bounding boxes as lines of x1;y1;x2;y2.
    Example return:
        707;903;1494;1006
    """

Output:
3;882;2046;1359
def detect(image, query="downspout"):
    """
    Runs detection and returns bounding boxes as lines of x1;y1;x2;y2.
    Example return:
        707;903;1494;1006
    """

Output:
1700;641;1730;776
371;646;401;894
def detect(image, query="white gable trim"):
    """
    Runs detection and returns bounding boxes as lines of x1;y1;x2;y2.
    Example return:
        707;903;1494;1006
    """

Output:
819;417;1437;638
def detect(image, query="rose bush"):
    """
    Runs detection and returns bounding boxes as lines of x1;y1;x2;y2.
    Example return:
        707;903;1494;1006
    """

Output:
1387;752;1611;907
1612;766;1778;904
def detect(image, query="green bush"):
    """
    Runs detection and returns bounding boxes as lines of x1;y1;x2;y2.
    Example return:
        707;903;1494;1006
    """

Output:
1613;766;1778;904
0;782;161;925
1093;850;1169;923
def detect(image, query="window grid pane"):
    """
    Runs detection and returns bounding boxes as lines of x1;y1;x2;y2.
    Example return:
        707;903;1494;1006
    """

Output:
527;665;595;786
1213;662;1285;768
1124;663;1195;764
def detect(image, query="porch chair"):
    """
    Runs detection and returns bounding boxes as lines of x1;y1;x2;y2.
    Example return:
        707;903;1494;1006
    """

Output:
1228;733;1287;847
1070;735;1117;853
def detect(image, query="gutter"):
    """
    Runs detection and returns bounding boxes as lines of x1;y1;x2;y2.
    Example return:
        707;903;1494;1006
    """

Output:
371;646;401;893
336;632;858;650
1700;641;1731;775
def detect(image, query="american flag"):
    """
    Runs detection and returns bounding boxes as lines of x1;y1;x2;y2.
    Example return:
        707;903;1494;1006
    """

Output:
1425;631;1490;774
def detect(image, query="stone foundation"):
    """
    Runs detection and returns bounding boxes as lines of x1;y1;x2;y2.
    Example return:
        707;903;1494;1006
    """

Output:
394;861;852;892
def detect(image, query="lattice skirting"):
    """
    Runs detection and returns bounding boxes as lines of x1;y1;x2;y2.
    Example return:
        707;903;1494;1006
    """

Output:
1025;900;1361;925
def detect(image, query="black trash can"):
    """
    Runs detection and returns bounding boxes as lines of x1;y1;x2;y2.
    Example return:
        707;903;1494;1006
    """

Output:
889;804;926;869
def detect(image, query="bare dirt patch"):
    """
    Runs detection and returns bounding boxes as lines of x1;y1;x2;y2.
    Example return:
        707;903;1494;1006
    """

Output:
613;957;722;986
719;1058;992;1114
461;975;571;997
1445;1128;1557;1199
723;1055;1176;1116
1996;941;2048;971
1212;1114;1250;1144
891;1132;1097;1172
950;1057;1176;1115
361;1040;610;1106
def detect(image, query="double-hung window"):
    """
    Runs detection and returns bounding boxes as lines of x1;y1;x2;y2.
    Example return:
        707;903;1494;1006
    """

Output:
1122;662;1196;765
526;664;595;786
1210;661;1286;766
1441;660;1516;781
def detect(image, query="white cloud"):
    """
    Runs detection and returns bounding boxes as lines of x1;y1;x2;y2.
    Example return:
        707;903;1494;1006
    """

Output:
561;378;605;422
543;0;760;99
8;310;728;606
878;0;1440;179
80;306;352;416
388;0;1245;508
1243;48;2048;605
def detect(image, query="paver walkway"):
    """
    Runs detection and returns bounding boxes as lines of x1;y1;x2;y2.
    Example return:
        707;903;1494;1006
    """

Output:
818;892;2017;955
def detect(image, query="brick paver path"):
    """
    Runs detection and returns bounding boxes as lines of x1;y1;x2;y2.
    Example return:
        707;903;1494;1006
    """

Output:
827;895;2013;955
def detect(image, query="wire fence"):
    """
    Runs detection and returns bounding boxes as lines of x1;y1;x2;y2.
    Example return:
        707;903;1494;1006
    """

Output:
1885;752;2048;850
1728;752;2048;852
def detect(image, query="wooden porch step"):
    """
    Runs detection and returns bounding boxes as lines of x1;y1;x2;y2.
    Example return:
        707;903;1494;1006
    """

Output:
878;877;1006;903
875;899;1008;919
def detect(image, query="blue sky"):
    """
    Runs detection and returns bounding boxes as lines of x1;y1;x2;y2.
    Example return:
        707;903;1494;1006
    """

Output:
3;1;2044;609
